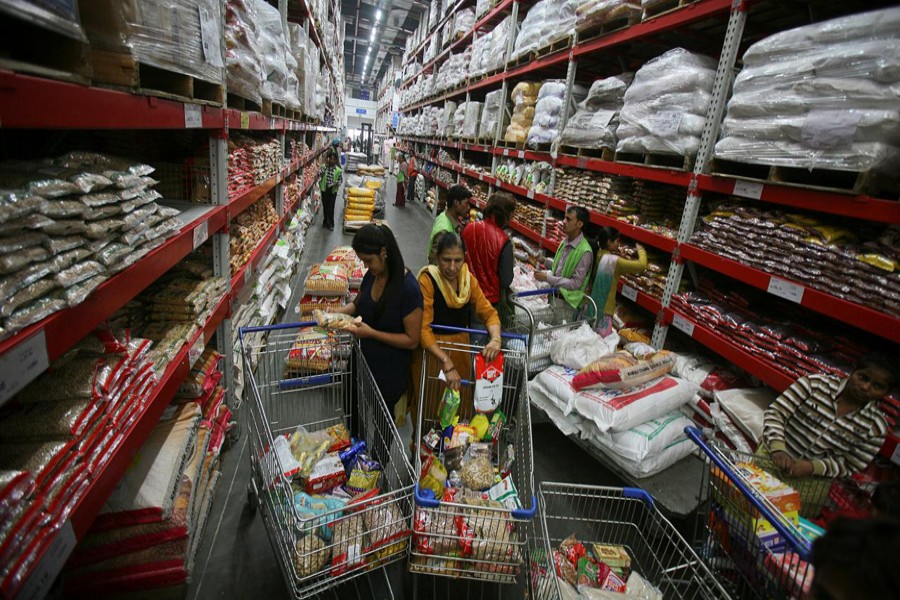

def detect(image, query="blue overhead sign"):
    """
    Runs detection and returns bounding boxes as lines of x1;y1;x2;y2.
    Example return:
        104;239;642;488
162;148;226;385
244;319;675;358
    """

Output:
355;108;367;115
391;111;400;128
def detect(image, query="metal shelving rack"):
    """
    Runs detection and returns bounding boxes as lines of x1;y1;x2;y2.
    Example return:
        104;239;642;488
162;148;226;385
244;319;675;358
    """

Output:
395;0;900;460
0;0;342;596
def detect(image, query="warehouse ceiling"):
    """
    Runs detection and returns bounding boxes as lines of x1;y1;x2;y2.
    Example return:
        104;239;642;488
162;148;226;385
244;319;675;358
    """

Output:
341;0;426;91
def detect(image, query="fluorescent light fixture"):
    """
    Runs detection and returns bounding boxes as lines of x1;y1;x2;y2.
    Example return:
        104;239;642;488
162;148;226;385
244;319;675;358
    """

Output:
370;29;376;41
375;8;382;20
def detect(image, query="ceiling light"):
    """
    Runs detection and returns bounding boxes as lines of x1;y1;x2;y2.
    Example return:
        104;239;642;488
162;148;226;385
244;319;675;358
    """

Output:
375;8;382;21
370;30;376;41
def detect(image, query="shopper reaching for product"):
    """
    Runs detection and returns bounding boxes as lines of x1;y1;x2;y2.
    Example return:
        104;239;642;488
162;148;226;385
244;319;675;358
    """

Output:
534;206;594;310
333;225;423;414
588;226;648;336
412;232;501;424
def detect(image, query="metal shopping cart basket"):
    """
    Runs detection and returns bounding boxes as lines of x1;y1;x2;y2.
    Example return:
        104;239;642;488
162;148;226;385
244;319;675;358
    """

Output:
409;326;537;587
505;288;598;378
687;427;829;600
528;482;731;599
240;322;416;599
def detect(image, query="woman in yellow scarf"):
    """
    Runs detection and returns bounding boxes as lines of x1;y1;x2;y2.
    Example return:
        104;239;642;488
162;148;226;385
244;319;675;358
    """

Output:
411;232;502;431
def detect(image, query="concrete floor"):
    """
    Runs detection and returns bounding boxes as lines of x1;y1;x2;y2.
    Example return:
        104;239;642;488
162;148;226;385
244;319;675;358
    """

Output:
186;178;700;600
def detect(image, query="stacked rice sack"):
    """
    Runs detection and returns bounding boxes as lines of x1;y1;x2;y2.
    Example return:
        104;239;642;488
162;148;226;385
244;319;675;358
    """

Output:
616;48;717;157
714;6;900;175
559;74;632;150
528;329;699;478
505;82;541;143
343;185;376;225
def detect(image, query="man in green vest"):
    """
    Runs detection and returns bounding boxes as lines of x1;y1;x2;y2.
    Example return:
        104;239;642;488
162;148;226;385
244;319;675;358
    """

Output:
428;184;471;263
535;206;593;309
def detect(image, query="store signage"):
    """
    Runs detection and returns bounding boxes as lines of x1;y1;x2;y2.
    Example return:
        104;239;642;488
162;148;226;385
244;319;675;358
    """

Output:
767;277;805;304
621;286;638;302
184;104;202;128
672;313;695;337
356;108;367;115
193;221;209;250
732;179;764;200
0;330;49;406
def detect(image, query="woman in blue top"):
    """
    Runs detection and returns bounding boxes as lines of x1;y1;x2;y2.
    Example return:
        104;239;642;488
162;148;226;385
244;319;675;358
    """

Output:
336;224;424;412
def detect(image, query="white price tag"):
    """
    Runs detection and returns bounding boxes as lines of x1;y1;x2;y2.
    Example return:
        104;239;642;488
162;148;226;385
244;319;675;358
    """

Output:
184;103;202;128
477;173;483;181
198;6;224;68
503;148;510;157
576;157;588;169
517;150;525;159
189;336;205;367
192;220;209;250
672;313;695;337
494;180;501;189
0;330;49;406
269;117;276;129
767;277;805;304
240;112;250;129
18;520;76;600
732;179;764;200
653;111;683;138
621;285;638;302
526;189;535;200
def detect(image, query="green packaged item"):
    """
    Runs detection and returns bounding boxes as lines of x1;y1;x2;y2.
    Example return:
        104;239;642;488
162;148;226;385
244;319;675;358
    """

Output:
438;388;461;429
484;410;506;442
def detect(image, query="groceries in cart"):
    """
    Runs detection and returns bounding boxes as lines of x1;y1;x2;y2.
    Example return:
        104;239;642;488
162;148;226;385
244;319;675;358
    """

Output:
542;533;664;599
312;309;362;331
325;246;367;289
284;326;337;374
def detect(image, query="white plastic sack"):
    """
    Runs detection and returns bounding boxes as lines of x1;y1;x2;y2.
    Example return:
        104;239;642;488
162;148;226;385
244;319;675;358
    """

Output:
550;323;615;370
529;380;584;436
530;365;581;413
580;410;692;463
572;376;698;433
580;425;696;478
714;387;775;444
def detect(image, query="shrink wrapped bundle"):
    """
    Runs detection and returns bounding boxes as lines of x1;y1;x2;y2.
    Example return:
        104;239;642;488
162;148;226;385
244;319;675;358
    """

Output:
526;81;587;148
504;82;541;143
715;7;900;174
224;0;265;104
512;0;577;60
574;0;640;31
559;74;632;149
616;48;717;156
462;102;484;139
479;90;504;141
256;0;300;107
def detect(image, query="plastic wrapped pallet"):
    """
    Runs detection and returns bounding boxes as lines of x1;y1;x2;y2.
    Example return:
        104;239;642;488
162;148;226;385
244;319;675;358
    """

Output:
224;0;265;104
1;0;86;41
616;48;717;157
288;23;308;113
526;80;587;148
479;90;504;141
560;73;632;149
452;8;475;41
79;0;224;86
255;0;300;107
487;17;512;71
442;101;458;137
575;0;640;31
470;30;493;77
505;81;541;143
714;6;900;174
451;101;468;139
475;0;491;19
462;102;484;139
512;0;577;60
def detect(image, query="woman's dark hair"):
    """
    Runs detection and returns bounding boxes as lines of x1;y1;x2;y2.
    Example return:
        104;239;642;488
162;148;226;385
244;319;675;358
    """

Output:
596;226;621;250
811;517;900;599
483;192;516;228
856;352;899;389
433;231;465;257
352;224;405;322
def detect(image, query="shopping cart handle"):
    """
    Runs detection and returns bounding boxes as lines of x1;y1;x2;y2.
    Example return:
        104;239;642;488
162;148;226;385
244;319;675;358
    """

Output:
240;321;317;336
685;426;812;559
413;484;441;508
512;287;558;298
279;374;334;390
511;496;539;520
430;324;527;341
623;487;655;508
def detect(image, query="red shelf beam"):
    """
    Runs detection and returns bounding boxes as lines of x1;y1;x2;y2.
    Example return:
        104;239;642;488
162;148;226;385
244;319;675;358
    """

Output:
679;244;900;343
555;154;694;188
696;174;900;225
0;206;227;405
663;307;795;392
509;220;544;245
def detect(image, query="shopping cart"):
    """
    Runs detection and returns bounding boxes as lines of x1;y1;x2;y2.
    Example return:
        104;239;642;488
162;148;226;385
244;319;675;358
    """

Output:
687;427;825;600
240;322;415;599
506;288;598;378
410;326;537;587
528;482;731;599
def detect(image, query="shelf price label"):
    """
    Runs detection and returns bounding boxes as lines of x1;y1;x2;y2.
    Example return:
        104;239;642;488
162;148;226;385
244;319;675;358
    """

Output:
517;150;525;159
576;157;588;169
672;313;695;337
240;112;250;129
767;277;805;304
0;331;49;407
732;179;764;200
189;336;205;367
18;520;76;600
503;148;510;157
621;285;638;302
184;104;203;128
192;221;209;250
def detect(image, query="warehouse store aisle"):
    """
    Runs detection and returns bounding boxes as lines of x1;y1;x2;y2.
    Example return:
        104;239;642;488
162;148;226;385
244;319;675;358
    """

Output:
187;179;630;600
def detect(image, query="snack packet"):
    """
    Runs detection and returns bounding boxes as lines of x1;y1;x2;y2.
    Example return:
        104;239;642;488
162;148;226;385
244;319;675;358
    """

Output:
474;352;504;413
313;309;361;330
325;423;351;452
460;456;495;491
438;388;461;428
345;455;383;495
304;453;347;494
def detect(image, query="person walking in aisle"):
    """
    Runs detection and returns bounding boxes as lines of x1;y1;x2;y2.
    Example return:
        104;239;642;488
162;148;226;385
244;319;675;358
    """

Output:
587;225;648;335
319;152;342;231
461;191;516;310
428;185;471;263
395;153;407;207
761;353;896;514
534;206;594;311
334;225;423;415
411;232;502;433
